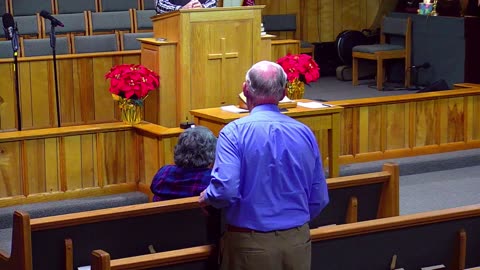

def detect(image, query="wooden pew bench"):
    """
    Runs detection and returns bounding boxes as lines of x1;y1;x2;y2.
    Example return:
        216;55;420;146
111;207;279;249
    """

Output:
0;163;399;270
73;160;399;270
0;192;149;258
90;203;480;270
0;197;221;270
309;162;398;228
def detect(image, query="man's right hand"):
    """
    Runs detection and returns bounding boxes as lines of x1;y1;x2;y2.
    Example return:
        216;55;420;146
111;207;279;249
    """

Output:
182;0;202;9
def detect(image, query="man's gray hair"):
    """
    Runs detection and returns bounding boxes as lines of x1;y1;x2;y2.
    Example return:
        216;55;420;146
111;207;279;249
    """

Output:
245;61;287;101
174;126;217;168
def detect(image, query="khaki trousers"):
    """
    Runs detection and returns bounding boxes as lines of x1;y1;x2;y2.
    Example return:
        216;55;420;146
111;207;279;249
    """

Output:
220;223;311;270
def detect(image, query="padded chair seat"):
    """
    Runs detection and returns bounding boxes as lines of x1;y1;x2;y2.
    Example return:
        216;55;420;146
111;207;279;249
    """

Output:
301;40;313;49
0;228;12;256
0;41;13;58
353;44;404;54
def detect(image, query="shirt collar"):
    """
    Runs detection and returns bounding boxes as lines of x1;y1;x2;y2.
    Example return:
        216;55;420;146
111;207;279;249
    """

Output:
251;104;280;114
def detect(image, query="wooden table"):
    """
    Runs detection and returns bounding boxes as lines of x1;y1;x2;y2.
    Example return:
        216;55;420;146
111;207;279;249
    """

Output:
190;101;343;177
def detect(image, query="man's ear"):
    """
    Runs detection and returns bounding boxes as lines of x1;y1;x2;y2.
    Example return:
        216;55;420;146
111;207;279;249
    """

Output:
242;82;249;97
279;87;286;101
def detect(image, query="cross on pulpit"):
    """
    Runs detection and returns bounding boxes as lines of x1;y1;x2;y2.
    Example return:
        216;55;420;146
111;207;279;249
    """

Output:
208;38;239;100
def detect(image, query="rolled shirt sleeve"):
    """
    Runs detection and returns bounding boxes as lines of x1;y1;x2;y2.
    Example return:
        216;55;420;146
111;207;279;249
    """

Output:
204;129;241;208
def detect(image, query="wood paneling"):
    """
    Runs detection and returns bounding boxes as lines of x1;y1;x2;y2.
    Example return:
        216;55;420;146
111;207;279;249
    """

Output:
257;0;384;42
329;89;480;164
0;52;141;131
0;142;22;197
0;122;185;207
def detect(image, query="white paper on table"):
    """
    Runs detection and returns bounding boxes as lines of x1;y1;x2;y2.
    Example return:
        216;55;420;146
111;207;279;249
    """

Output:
221;105;249;113
279;96;293;103
78;266;91;270
297;102;332;109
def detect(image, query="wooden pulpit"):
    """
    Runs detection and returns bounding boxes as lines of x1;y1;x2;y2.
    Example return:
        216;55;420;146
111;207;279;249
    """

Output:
140;6;266;128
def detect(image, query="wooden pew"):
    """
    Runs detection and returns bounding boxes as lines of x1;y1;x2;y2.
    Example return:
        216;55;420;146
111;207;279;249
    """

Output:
0;197;221;270
309;162;398;227
90;204;480;270
0;163;399;270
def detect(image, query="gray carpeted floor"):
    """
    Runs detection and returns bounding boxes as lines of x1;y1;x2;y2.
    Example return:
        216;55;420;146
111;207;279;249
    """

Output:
305;77;480;215
304;76;422;101
337;149;480;215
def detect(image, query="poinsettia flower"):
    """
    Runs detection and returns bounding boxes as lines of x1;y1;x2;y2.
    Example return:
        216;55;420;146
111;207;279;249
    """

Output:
277;53;320;84
105;64;160;103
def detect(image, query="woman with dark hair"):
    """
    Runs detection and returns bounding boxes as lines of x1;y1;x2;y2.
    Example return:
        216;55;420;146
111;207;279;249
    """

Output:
150;126;217;201
155;0;217;14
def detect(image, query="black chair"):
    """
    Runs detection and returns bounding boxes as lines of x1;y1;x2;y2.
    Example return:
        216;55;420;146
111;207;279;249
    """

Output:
14;14;42;38
352;16;412;90
89;10;134;35
43;12;89;37
55;0;97;14
0;0;7;14
72;34;119;53
21;36;70;57
98;0;140;12
262;13;314;57
0;40;13;58
134;9;155;32
9;0;52;16
142;0;155;10
120;31;153;50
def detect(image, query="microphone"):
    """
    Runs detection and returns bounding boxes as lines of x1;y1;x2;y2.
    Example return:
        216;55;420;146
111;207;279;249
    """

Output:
411;62;430;70
2;13;15;40
40;10;64;27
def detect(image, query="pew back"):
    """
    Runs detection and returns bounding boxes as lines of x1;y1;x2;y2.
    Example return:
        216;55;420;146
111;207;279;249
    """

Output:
91;204;480;270
310;162;398;228
0;162;399;270
3;197;221;270
310;204;480;269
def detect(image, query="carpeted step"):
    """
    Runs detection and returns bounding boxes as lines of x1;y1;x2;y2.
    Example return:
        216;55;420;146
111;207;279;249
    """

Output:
338;148;480;177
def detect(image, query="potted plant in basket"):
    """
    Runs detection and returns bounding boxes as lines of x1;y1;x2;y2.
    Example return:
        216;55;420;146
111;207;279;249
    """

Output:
105;64;160;124
277;53;320;100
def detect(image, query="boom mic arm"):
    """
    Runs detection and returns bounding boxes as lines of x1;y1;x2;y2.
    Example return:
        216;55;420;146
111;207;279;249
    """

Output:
40;10;64;27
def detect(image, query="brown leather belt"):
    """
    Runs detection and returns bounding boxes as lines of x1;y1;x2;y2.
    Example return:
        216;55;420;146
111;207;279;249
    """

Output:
226;224;296;233
226;224;259;233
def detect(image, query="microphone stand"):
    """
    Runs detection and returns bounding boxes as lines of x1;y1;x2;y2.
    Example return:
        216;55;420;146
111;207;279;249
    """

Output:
49;23;61;127
11;25;21;130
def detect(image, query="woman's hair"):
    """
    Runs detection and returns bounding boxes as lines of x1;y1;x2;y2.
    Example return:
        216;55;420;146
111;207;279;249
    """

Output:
174;126;217;168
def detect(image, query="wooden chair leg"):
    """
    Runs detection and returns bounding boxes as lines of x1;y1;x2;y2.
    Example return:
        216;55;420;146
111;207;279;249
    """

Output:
376;59;384;90
352;57;359;86
405;59;411;88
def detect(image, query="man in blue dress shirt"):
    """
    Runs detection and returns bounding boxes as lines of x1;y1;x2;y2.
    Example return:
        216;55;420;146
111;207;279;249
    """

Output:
199;60;329;270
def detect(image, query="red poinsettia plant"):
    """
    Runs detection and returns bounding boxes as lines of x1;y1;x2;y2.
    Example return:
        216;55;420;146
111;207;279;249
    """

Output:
277;53;320;84
276;54;320;99
105;64;160;106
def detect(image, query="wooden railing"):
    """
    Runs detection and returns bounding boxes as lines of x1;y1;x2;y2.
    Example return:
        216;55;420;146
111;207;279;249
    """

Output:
327;87;480;164
0;52;141;131
0;122;183;207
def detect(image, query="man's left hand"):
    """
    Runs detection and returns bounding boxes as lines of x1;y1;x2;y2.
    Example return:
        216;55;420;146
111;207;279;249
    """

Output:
199;190;207;204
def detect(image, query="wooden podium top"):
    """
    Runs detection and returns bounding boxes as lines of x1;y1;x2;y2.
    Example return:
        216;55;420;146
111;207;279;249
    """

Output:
190;100;343;124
